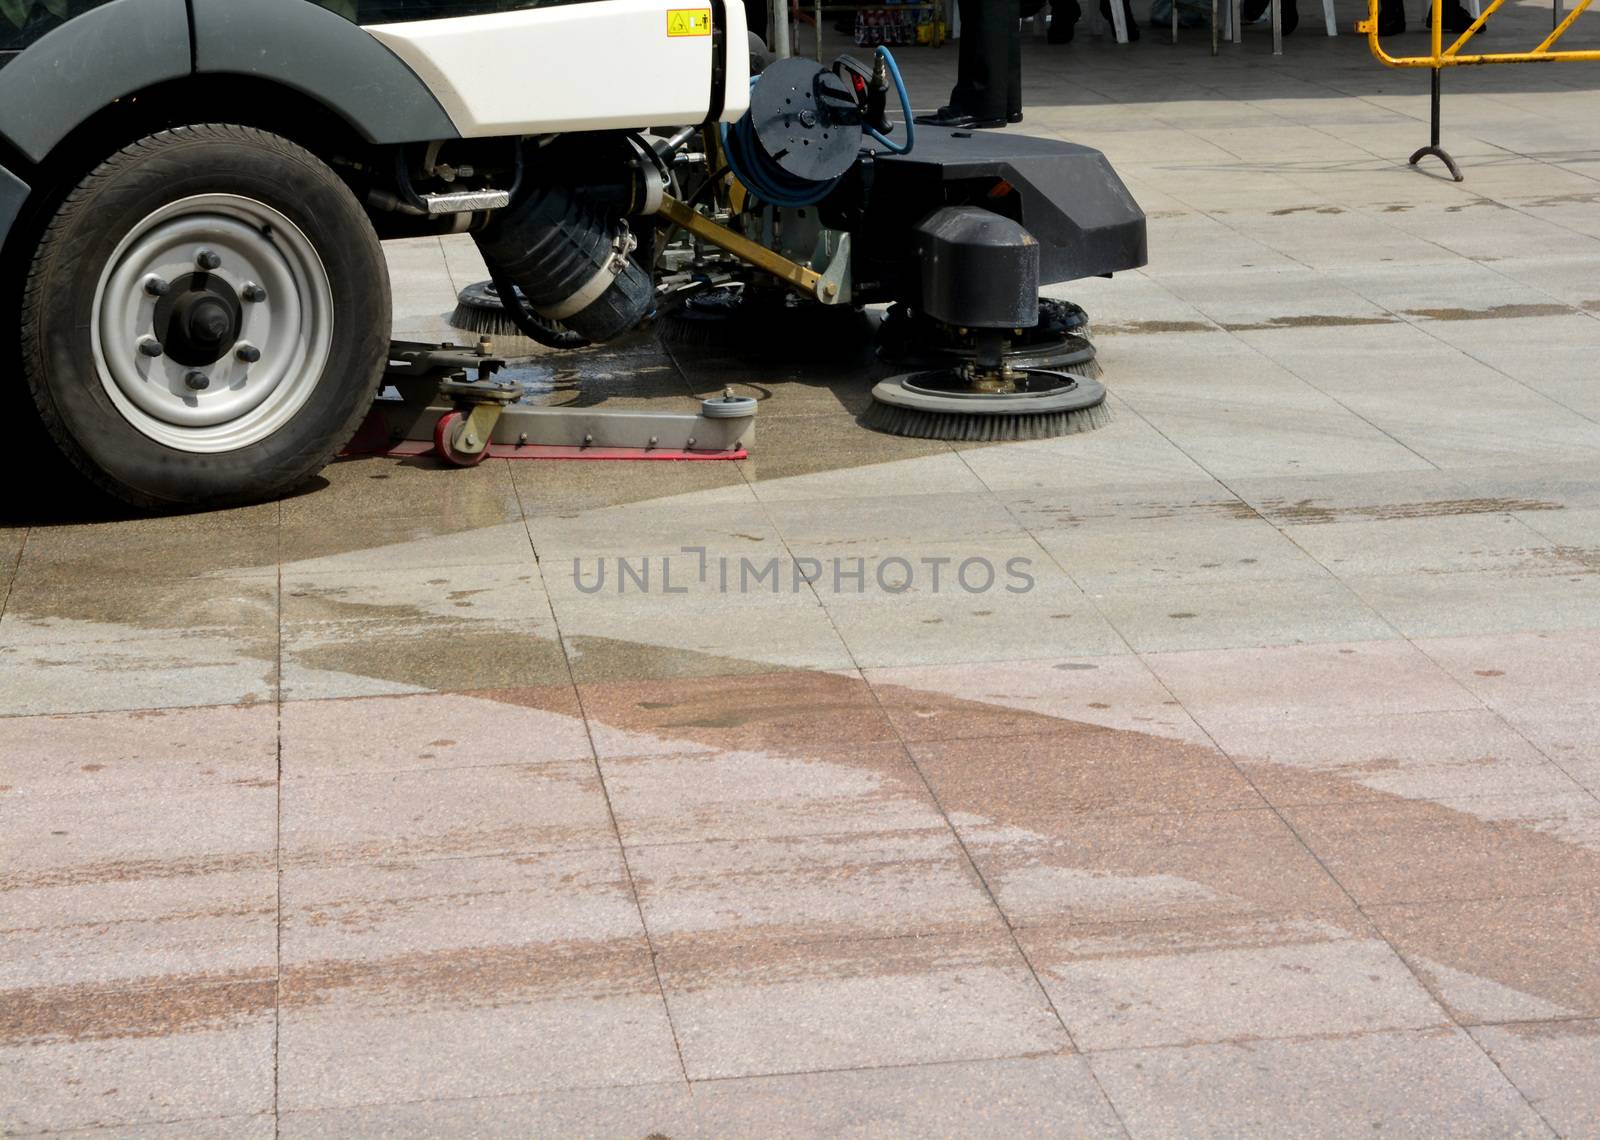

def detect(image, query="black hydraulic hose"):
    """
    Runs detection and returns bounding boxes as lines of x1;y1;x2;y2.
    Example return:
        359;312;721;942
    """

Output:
485;262;590;351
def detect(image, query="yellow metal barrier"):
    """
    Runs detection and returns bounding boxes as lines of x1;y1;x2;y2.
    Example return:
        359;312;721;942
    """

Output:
1360;0;1596;179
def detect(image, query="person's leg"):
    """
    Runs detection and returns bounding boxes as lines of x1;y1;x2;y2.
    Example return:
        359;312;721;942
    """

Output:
1006;0;1023;122
919;0;1008;126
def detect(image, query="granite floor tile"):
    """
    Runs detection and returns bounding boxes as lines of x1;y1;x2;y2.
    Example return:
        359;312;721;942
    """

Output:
277;938;680;1111
1347;568;1600;639
280;562;548;625
1471;1020;1600;1139
278;1084;694;1140
278;688;588;779
280;616;569;700
1089;1029;1548;1139
1414;629;1600;713
0;632;277;717
600;742;945;846
1143;639;1478;728
824;584;1130;668
278;454;522;525
15;522;279;583
276;517;532;572
578;669;895;758
1282;793;1600;907
1087;576;1396;653
41;1114;278;1139
280;847;643;965
684;1054;1126;1139
910;723;1263;825
0;986;276;1134
658;930;1069;1080
629;829;997;948
1213;708;1586;808
958;809;1354;930
0;575;278;645
1034;514;1332;590
865;654;1204;745
1020;918;1449;1051
0;704;277;793
1369;894;1600;1024
280;761;616;866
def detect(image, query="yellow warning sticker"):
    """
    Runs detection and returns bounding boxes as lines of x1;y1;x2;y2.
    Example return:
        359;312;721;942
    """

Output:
667;7;713;36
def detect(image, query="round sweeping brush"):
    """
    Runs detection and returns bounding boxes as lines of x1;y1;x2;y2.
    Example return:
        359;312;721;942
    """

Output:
877;299;1102;381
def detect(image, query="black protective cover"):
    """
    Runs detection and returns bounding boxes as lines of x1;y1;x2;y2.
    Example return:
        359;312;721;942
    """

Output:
855;126;1147;293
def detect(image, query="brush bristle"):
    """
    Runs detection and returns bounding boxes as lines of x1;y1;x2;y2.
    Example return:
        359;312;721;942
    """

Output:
861;400;1112;441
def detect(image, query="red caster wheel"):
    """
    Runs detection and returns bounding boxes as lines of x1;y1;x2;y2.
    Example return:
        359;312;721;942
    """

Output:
433;410;489;467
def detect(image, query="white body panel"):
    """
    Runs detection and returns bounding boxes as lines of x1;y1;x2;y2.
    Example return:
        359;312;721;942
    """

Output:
367;1;749;137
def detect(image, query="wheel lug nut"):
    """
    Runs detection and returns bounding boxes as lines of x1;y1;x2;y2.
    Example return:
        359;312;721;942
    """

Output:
195;249;221;271
236;344;261;363
184;370;211;391
137;337;164;358
241;283;267;303
143;276;170;297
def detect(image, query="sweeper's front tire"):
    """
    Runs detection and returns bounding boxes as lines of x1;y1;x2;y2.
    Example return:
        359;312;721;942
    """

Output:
21;125;390;510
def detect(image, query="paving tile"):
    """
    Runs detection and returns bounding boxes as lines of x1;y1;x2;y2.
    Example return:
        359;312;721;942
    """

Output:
555;593;857;680
527;500;778;559
1089;1029;1548;1139
280;761;616;866
1088;576;1396;653
601;741;945;845
278;454;522;525
511;452;751;514
0;986;276;1134
825;584;1129;668
0;575;278;645
658;930;1069;1080
279;1084;694;1139
865;654;1206;745
1282;793;1600;907
43;1114;278;1139
282;847;641;969
1414;629;1600;712
1370;894;1600;1024
0;631;278;717
279;688;588;779
1347;567;1600;639
280;561;548;625
1471;1020;1600;1139
1493;703;1600;795
1144;639;1478;728
684;1054;1125;1138
277;937;679;1111
1281;512;1562;577
0;704;277;793
280;616;569;700
910;724;1262;824
15;521;279;582
629;829;997;948
1020;918;1448;1051
277;516;532;571
579;669;895;758
1036;514;1331;589
959;810;1354;930
1213;708;1585;808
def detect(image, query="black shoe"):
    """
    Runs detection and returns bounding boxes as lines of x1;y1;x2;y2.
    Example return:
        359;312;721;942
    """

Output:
1378;1;1405;33
914;106;1006;129
1425;2;1480;32
1100;0;1141;39
1007;110;1024;124
1047;0;1082;40
1240;0;1298;31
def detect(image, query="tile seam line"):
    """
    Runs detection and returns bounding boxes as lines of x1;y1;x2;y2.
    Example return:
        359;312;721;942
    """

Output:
273;497;283;1140
1161;659;1565;1136
509;459;693;1089
848;624;1138;1137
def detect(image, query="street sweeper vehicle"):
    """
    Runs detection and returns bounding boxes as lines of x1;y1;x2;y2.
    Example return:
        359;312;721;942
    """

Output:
0;0;1146;510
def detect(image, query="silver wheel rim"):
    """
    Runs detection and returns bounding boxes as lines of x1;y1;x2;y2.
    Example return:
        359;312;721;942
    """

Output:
91;193;334;453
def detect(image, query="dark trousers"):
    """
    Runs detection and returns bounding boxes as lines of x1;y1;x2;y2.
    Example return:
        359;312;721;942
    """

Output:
950;0;1022;119
743;0;769;45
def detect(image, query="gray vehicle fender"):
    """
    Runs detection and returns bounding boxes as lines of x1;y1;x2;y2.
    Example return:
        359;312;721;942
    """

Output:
0;0;191;165
191;0;459;144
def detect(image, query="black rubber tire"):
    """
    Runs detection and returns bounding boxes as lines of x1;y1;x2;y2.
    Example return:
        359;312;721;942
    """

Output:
21;124;391;511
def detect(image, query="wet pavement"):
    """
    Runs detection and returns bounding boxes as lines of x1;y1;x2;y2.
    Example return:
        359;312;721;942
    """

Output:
5;7;1600;1137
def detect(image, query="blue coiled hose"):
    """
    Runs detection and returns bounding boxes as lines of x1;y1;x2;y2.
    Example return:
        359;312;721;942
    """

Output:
720;45;915;208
